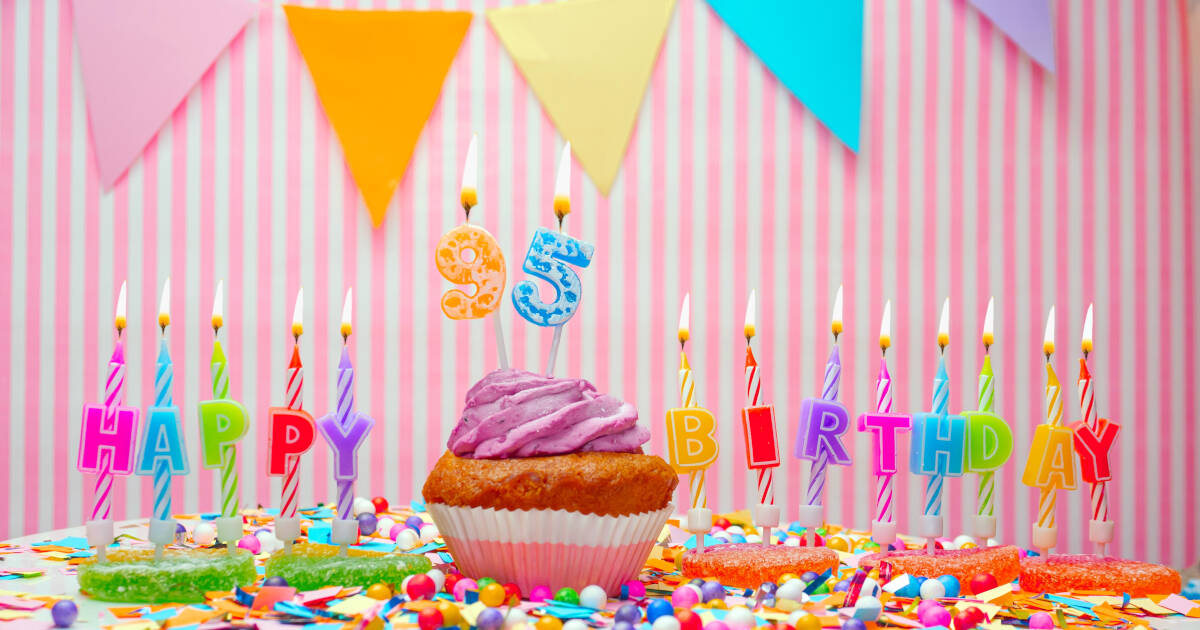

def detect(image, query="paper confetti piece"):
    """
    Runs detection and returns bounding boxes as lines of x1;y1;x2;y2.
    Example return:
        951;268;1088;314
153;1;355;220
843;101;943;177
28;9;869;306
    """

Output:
1157;594;1198;615
977;582;1013;602
327;595;379;616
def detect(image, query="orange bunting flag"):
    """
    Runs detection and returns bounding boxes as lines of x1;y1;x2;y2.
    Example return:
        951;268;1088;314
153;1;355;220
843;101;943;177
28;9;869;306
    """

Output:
284;6;471;227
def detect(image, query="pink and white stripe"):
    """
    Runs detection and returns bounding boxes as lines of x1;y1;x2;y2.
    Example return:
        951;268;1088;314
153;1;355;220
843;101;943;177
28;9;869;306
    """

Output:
0;0;1196;567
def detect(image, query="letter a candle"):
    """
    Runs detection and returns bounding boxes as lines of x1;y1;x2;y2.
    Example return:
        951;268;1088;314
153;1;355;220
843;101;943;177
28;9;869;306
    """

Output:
741;290;780;546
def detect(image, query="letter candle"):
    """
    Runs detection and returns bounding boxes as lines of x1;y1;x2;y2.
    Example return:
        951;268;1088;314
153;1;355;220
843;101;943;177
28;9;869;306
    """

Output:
666;293;719;553
1022;307;1078;555
918;299;952;554
741;290;781;545
79;282;140;561
1071;305;1120;554
796;286;851;547
436;134;510;368
267;289;317;551
198;281;251;553
858;300;911;546
317;289;376;555
968;298;999;543
137;279;188;558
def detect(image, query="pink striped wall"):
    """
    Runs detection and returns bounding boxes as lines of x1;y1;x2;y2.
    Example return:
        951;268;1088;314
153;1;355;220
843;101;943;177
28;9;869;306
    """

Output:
0;0;1197;568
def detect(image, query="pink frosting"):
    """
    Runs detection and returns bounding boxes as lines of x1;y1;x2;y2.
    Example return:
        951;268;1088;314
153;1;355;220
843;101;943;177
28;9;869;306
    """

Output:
447;369;648;459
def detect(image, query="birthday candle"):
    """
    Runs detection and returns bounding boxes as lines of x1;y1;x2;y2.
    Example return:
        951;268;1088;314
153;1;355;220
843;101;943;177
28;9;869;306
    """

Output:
976;298;996;517
94;282;129;521
335;292;356;519
152;281;173;522
678;294;705;509
284;290;305;519
923;299;951;520
804;286;844;508
742;290;778;506
1079;305;1106;523
875;301;895;523
209;282;239;519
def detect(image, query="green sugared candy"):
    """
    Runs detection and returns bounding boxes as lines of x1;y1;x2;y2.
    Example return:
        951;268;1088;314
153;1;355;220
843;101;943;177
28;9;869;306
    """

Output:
77;549;256;603
264;542;431;591
554;587;579;604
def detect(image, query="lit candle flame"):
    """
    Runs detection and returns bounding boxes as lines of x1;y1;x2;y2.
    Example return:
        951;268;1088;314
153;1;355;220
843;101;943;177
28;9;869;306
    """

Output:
292;288;304;339
879;299;892;352
937;298;950;350
115;281;128;333
553;142;571;226
1081;303;1093;356
982;296;994;350
1043;306;1056;358
678;292;690;346
340;288;353;340
460;133;478;214
157;278;171;331
831;284;844;338
211;280;224;333
744;289;756;341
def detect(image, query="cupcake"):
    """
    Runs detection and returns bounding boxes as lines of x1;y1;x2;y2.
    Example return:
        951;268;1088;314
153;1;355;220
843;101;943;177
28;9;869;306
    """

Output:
423;368;677;594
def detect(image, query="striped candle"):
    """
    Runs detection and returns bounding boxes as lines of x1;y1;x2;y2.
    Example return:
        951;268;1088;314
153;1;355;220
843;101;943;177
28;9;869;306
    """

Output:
335;347;355;519
804;345;841;507
874;357;895;523
91;341;125;522
151;338;173;522
923;357;950;518
1079;359;1106;522
210;340;238;519
975;356;996;517
680;350;706;509
745;345;773;505
282;345;303;519
1037;362;1064;529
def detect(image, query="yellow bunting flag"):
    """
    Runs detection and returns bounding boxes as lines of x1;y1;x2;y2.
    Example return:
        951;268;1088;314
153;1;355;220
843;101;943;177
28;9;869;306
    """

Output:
486;0;676;195
284;6;471;227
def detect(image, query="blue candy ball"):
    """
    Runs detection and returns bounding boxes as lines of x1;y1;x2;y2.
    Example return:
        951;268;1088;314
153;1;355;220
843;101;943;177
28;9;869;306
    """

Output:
841;619;867;630
476;608;505;630
730;534;747;543
647;599;675;623
894;577;922;598
263;576;288;587
357;512;378;536
405;515;425;531
51;600;77;627
936;574;961;598
615;604;642;623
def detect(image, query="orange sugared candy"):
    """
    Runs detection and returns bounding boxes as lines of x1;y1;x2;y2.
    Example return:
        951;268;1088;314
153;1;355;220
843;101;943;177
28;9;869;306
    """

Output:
681;544;839;588
858;545;1021;592
1019;554;1181;596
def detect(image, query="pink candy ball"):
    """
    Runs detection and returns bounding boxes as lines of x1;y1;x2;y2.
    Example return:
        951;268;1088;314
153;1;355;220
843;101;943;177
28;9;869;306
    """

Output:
1028;613;1055;630
452;578;478;602
529;585;553;602
704;622;730;630
236;534;261;554
671;584;702;609
916;600;943;616
623;580;646;599
389;523;405;541
919;604;951;628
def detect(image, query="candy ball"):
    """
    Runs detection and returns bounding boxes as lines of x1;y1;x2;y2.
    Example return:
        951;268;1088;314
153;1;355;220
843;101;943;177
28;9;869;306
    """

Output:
51;600;77;628
579;584;608;609
826;536;850;552
671;584;702;608
254;529;282;553
503;582;522;606
376;516;395;535
652;616;682;630
477;577;498;588
953;535;974;549
724;606;755;630
744;534;762;544
407;574;437;601
841;620;867;630
700;580;725;603
504;609;528;629
622;580;646;600
705;621;730;630
476;608;505;630
895;575;923;598
757;581;778;599
366;583;392;600
426;569;446;593
357;513;378;536
562;621;589;630
969;572;997;595
395;527;421;549
1028;612;1055;629
952;611;977;630
783;537;800;547
477;583;506;607
452;578;478;602
352;496;375;516
714;516;732;529
174;522;188;544
852;595;882;622
236;534;261;554
919;604;952;628
800;571;820;583
860;577;881;597
417;607;444;630
676;609;702;630
793;613;821;630
193;522;217;546
919;577;947;600
443;573;462;594
729;534;747;543
263;575;288;587
554;587;580;605
916;599;942;617
419;523;439;542
936;574;962;598
776;578;806;602
405;515;425;531
833;579;851;593
535;617;563;630
529;585;553;602
613;623;635;630
371;496;389;513
437;601;462;627
647;599;675;623
615;604;642;623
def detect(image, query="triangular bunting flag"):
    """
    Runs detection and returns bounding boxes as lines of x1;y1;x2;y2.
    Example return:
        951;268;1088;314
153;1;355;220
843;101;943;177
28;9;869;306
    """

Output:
704;0;863;151
72;0;256;188
284;7;471;228
968;0;1056;72
487;0;676;195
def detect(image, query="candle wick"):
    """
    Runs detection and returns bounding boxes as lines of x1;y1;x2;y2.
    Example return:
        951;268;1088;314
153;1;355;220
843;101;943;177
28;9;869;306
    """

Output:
294;333;300;344
1083;350;1090;360
557;215;564;233
881;346;887;357
463;203;472;223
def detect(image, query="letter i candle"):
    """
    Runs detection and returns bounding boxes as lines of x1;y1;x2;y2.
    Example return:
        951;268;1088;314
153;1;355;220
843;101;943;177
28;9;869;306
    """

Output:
267;289;317;552
740;290;780;546
78;282;140;562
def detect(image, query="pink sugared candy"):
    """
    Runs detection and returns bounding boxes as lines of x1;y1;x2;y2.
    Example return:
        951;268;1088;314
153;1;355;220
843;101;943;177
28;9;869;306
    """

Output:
681;543;838;588
1028;612;1055;629
1019;554;1181;596
919;604;951;628
858;545;1021;590
237;534;261;554
671;584;702;608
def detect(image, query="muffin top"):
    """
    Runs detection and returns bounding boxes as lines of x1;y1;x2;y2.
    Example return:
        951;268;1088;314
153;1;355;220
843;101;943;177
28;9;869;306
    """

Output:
447;369;649;459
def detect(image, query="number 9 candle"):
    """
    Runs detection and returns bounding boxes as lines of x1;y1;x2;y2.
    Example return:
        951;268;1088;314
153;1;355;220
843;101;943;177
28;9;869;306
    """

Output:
436;134;510;368
78;282;140;562
741;290;780;545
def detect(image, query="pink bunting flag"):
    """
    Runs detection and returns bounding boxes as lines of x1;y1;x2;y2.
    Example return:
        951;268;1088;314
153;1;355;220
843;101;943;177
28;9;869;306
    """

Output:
72;0;257;188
